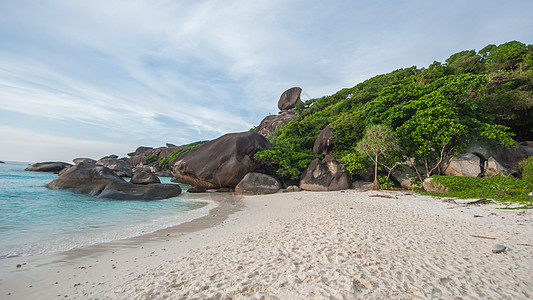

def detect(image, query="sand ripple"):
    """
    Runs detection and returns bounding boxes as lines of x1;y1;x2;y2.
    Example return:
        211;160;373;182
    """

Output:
105;191;533;299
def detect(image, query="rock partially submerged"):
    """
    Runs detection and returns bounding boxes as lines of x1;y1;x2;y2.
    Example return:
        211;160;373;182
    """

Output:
25;162;72;173
46;162;180;200
171;131;271;188
187;186;207;193
235;173;280;195
130;169;161;185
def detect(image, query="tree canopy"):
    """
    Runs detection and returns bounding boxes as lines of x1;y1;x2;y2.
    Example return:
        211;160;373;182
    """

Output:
255;41;532;183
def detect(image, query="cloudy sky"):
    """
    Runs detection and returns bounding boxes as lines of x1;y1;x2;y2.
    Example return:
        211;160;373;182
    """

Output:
1;0;532;162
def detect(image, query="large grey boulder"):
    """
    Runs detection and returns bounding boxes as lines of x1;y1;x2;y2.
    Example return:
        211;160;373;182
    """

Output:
73;158;96;165
313;124;334;155
441;153;482;177
300;155;351;191
235;173;280;195
127;146;153;157
277;87;302;111
25;162;72;173
96;156;133;177
171;131;271;188
256;111;297;137
391;165;416;189
520;141;533;157
130;169;161;184
466;139;527;169
127;155;147;166
46;162;180;200
483;157;511;177
126;145;182;168
390;158;427;189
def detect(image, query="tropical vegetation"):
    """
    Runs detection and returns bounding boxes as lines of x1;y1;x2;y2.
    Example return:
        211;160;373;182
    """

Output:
255;41;532;191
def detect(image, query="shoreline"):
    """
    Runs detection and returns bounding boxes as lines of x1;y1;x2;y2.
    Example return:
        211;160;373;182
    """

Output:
0;192;220;260
1;190;532;299
0;191;243;280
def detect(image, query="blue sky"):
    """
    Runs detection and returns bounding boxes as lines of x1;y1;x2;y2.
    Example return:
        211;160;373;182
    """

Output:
1;0;532;162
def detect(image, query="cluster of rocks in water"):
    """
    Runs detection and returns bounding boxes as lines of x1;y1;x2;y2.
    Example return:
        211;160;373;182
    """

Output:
46;162;180;200
25;86;533;200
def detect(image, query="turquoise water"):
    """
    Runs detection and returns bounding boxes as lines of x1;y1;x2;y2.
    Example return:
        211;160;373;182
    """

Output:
0;161;214;258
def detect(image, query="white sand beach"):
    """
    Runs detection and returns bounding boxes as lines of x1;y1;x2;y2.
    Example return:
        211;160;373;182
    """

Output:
1;190;532;299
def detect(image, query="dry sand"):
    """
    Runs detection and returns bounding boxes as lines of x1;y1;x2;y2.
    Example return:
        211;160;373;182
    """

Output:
1;190;532;299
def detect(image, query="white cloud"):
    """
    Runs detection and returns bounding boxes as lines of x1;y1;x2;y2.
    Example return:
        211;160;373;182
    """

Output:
0;0;532;161
0;125;135;163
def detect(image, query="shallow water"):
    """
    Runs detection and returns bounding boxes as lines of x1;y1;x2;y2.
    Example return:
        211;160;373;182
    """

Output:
0;161;214;258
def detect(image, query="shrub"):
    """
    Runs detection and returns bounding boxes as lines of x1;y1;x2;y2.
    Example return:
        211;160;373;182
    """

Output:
254;145;317;181
518;157;533;183
146;154;158;164
158;141;209;170
424;175;533;207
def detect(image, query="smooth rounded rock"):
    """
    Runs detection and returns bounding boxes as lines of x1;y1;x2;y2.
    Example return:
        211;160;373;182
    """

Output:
73;158;97;165
25;162;72;173
300;155;351;191
277;87;302;111
187;186;207;193
130;170;161;185
235;173;280;195
441;153;482;177
46;162;180;200
284;185;301;192
96;156;133;177
313;124;334;155
492;244;507;254
171;131;271;189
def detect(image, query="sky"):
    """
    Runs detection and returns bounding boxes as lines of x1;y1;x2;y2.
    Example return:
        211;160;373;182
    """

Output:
1;0;532;163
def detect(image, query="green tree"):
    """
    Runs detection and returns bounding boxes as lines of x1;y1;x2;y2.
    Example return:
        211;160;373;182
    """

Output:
355;124;400;190
482;41;528;71
254;144;316;181
446;50;485;74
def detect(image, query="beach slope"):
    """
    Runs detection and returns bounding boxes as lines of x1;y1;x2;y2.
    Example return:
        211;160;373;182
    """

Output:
1;190;532;299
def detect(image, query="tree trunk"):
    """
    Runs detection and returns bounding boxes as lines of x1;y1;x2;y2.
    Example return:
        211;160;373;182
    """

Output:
373;154;379;190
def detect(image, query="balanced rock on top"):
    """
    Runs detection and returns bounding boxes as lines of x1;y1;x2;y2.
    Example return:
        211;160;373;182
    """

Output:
277;87;302;111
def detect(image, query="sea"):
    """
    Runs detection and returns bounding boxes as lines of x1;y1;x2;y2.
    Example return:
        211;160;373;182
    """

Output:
0;161;217;258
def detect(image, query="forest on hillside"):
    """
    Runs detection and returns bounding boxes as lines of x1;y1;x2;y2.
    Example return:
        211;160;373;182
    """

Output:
254;41;533;185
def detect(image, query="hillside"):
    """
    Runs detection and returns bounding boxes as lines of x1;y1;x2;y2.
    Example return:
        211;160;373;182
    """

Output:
255;41;533;184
